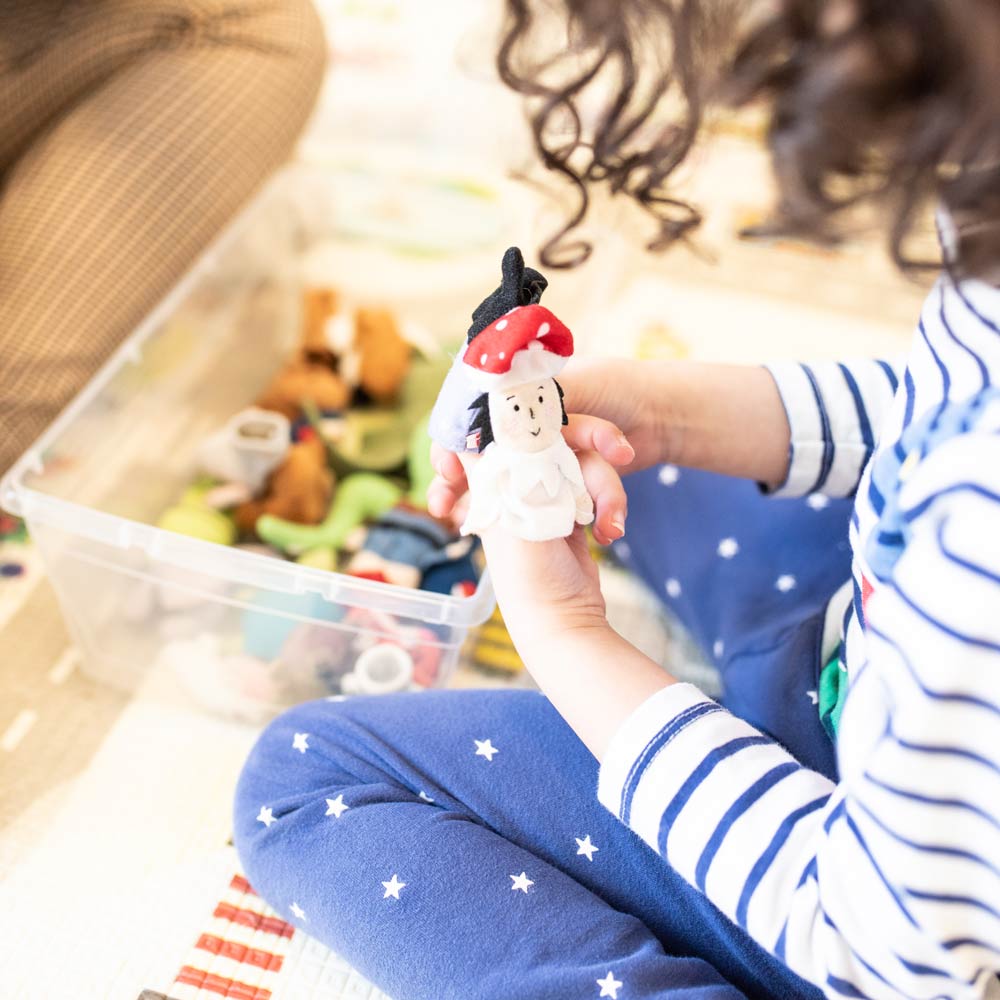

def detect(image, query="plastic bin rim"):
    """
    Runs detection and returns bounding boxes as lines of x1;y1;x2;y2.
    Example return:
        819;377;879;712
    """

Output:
3;483;496;628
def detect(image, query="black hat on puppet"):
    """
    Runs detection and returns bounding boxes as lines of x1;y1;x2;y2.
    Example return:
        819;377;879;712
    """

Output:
466;247;548;344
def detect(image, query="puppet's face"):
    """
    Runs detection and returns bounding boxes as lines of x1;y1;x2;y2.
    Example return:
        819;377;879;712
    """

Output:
488;379;563;453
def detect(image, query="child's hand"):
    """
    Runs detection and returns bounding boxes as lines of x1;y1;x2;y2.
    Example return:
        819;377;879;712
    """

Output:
430;423;631;545
476;519;676;764
429;360;645;545
479;524;608;651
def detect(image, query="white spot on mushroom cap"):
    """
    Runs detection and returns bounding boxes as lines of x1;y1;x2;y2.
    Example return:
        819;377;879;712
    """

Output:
537;321;551;336
496;319;508;330
499;351;505;359
480;353;488;364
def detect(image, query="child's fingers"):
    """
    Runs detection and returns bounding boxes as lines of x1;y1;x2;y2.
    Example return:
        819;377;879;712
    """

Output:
427;475;461;518
430;444;467;485
564;414;635;468
577;450;628;545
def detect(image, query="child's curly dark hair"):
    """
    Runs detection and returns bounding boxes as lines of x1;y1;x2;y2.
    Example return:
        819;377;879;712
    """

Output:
498;0;1000;279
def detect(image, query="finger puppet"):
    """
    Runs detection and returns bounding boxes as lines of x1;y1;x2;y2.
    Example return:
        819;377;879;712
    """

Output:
429;246;547;453
429;247;594;542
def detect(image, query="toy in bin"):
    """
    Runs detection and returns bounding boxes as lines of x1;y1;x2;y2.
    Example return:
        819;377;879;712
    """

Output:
162;603;444;722
429;247;594;542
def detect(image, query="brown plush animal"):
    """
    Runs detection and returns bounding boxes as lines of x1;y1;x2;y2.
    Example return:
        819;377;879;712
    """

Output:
255;287;350;420
300;287;340;359
354;307;412;403
255;288;413;420
235;435;334;536
255;360;351;420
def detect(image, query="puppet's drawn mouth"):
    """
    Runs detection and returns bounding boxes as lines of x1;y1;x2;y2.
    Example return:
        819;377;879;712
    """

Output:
531;429;541;436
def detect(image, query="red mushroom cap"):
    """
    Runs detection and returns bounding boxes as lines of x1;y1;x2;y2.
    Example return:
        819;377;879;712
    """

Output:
463;305;573;389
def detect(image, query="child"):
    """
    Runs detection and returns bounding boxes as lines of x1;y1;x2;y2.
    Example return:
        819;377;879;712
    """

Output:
234;2;1000;997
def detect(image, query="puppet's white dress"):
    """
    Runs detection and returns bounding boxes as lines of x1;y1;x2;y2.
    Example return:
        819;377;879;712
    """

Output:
460;438;594;542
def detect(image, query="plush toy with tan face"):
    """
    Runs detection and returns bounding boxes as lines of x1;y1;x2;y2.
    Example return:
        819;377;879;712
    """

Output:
457;304;595;541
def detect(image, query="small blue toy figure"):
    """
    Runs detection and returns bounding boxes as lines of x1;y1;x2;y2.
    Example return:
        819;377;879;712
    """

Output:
344;503;474;590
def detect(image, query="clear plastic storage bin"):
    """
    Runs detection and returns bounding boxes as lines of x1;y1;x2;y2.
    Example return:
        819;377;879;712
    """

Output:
0;164;504;723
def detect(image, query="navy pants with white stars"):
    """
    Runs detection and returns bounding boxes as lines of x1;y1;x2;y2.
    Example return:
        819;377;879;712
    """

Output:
234;466;853;1000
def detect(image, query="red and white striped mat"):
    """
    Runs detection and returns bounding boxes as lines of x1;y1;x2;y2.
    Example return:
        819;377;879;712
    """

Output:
152;872;389;1000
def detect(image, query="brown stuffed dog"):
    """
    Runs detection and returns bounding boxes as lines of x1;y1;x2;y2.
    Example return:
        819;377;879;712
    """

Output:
256;361;351;420
255;288;413;420
300;287;339;358
235;434;334;536
256;288;351;420
353;307;412;403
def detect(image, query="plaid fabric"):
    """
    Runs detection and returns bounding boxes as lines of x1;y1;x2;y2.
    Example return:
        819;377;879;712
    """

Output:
0;0;326;474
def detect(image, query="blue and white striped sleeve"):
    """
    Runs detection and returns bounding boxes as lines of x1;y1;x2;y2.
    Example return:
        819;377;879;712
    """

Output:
598;425;1000;1000
764;359;905;498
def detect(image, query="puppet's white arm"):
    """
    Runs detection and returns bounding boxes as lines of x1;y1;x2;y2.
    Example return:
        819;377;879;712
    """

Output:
555;440;587;489
555;441;594;523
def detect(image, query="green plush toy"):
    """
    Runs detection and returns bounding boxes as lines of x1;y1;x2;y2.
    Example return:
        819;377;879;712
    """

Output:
327;355;450;474
257;416;436;557
158;480;237;546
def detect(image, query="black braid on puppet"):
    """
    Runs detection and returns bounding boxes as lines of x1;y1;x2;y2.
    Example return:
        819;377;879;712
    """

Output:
428;247;594;542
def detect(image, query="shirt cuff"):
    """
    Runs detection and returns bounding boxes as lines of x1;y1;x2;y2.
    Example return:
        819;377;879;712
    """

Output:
597;682;723;831
762;362;829;498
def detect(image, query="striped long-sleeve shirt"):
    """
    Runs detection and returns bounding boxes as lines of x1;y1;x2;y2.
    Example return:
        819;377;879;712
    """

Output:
598;273;1000;1000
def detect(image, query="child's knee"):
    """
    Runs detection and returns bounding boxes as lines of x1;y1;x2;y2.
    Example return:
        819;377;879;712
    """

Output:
233;699;353;852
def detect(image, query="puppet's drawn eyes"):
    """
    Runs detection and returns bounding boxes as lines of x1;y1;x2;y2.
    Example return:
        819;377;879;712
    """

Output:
513;404;520;412
538;396;544;403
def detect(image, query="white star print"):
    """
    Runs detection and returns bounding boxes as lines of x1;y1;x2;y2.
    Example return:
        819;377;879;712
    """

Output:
775;574;797;592
615;541;631;560
510;872;534;893
665;578;682;598
806;493;829;510
256;806;276;828
717;537;740;559
806;689;819;705
713;639;725;659
290;902;306;921
576;836;599;861
658;465;680;486
597;971;623;998
292;732;310;753
382;874;406;899
475;738;499;761
419;790;435;803
325;794;349;818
